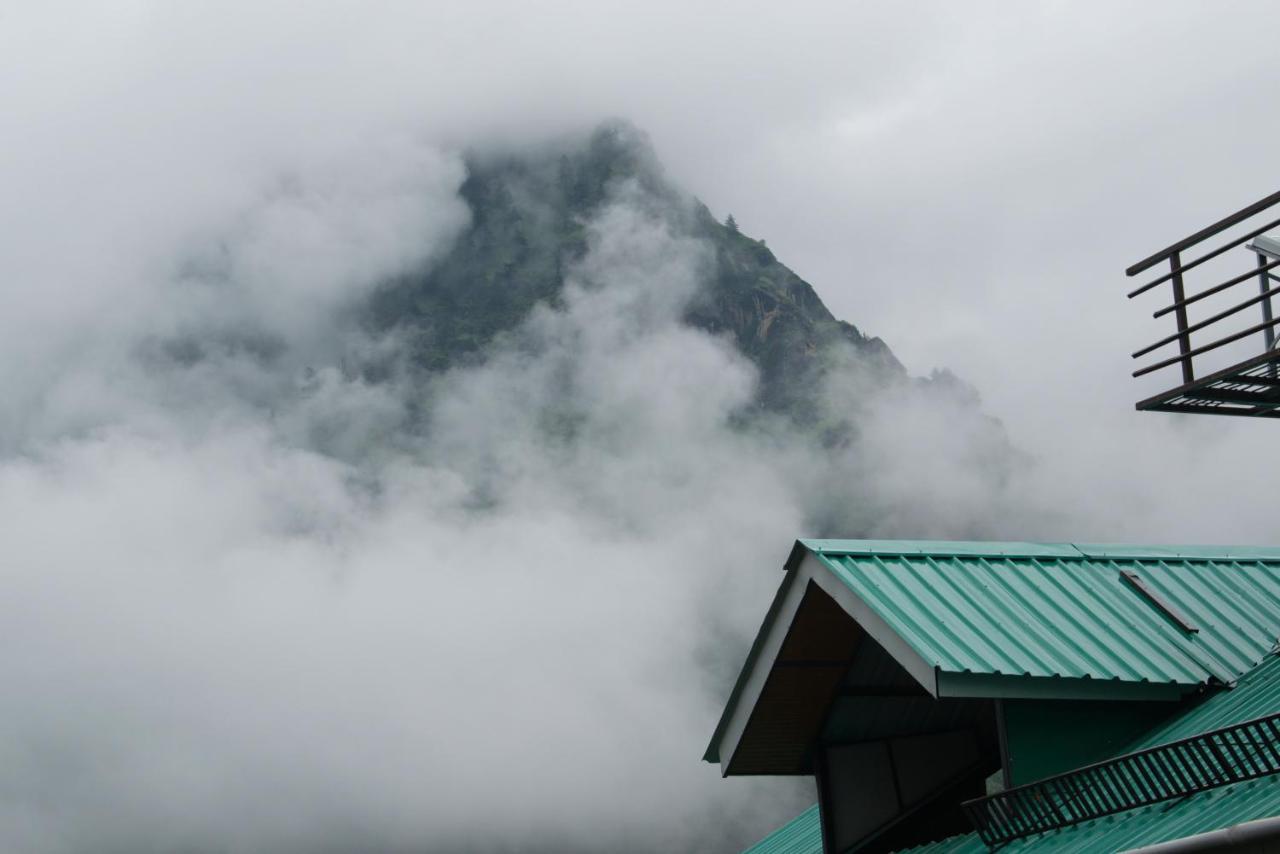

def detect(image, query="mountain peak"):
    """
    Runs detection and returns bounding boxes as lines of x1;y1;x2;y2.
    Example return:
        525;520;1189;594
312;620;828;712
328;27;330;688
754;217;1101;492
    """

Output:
368;122;909;423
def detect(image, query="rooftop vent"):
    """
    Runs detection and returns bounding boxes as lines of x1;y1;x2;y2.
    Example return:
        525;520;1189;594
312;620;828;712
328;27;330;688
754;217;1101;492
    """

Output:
1120;570;1199;634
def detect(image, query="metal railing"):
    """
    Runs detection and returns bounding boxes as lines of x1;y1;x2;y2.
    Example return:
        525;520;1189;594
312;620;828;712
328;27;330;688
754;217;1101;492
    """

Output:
962;711;1280;848
1127;191;1280;393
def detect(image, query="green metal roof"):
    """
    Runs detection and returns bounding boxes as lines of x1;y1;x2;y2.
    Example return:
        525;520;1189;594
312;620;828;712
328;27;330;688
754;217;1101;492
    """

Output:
803;539;1280;689
721;539;1280;853
741;804;821;854
1126;651;1280;751
708;539;1280;772
740;653;1280;854
746;779;1280;854
902;776;1280;853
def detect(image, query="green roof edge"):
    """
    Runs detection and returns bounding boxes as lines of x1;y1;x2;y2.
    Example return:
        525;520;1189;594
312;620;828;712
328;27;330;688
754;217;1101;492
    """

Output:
797;539;1280;562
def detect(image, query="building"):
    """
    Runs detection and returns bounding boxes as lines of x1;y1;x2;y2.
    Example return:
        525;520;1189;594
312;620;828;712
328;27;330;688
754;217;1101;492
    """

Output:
712;191;1280;853
711;540;1280;853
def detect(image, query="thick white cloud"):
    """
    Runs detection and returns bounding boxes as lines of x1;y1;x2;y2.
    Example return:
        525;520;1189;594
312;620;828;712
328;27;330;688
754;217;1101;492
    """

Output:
2;2;1279;852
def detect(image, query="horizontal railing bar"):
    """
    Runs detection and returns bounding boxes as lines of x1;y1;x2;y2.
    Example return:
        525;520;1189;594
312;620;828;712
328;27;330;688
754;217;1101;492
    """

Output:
1153;257;1280;318
1134;280;1280;358
1128;214;1280;298
1134;315;1280;377
1127;189;1280;276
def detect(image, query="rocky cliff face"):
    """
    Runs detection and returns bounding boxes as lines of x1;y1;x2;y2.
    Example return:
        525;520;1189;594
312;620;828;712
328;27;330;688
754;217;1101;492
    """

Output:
366;121;910;428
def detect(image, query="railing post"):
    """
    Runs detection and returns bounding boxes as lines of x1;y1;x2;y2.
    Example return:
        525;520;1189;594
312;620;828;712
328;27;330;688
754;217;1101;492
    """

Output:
1257;253;1276;349
1169;251;1195;383
1257;253;1276;381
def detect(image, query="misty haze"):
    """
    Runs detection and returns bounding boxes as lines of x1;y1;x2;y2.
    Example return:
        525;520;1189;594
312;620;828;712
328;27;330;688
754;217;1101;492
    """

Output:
3;3;1280;853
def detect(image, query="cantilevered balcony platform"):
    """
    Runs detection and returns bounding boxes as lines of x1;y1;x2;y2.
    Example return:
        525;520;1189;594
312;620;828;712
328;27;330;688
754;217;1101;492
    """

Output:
1128;190;1280;417
1136;348;1280;417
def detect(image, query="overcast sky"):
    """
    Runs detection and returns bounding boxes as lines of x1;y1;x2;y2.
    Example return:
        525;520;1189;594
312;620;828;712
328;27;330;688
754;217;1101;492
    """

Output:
628;0;1280;543
622;1;1280;444
6;1;1280;533
4;3;1280;852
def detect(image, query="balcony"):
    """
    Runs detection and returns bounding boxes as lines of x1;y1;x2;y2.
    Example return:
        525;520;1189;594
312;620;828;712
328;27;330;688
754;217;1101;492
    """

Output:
1128;190;1280;417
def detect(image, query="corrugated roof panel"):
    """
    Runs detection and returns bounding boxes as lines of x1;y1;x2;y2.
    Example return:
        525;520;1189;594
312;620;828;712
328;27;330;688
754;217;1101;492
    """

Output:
904;775;1280;852
900;653;1280;852
804;541;1280;688
762;777;1280;854
741;804;821;854
1127;653;1280;752
734;636;1280;854
729;543;1280;854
